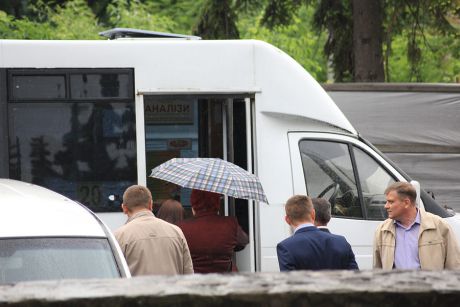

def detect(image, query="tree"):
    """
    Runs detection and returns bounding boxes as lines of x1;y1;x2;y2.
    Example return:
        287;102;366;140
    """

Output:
30;136;56;185
105;0;177;32
239;5;328;81
193;0;267;39
261;0;460;82
382;0;460;82
0;0;179;40
8;137;22;180
352;0;385;81
193;0;239;39
0;0;101;39
2;0;459;82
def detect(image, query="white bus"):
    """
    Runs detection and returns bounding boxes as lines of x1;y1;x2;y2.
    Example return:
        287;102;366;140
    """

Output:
1;29;459;271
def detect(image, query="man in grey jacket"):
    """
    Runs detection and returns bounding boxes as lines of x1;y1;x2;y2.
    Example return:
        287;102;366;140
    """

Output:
115;185;193;276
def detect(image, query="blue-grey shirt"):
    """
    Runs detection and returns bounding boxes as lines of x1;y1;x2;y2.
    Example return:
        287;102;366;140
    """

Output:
394;209;421;269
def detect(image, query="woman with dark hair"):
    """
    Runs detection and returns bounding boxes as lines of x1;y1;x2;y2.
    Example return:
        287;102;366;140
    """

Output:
156;199;184;225
178;189;249;273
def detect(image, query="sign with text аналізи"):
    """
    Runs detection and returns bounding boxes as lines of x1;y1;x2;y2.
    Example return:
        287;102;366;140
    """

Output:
144;97;194;125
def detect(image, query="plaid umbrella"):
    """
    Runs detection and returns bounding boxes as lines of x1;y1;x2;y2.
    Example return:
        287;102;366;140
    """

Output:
149;158;268;204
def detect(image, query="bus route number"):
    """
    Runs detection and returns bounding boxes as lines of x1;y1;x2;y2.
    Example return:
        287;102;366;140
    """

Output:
77;183;102;207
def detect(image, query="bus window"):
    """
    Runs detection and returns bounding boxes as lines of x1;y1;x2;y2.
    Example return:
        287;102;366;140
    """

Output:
7;68;136;212
299;140;363;218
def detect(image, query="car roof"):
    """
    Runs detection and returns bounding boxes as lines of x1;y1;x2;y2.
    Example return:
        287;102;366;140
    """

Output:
0;179;107;238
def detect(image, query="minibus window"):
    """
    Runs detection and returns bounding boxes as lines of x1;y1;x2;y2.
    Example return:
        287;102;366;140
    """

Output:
299;140;363;218
8;102;137;212
353;146;395;220
70;73;131;99
11;75;66;100
7;68;136;212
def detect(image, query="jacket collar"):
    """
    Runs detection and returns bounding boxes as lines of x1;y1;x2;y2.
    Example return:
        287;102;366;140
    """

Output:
294;226;319;234
418;208;437;232
193;211;219;218
380;217;396;237
127;210;153;224
381;208;436;235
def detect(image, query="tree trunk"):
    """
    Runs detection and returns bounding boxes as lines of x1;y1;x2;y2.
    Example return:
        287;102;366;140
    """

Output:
193;0;239;39
352;0;385;82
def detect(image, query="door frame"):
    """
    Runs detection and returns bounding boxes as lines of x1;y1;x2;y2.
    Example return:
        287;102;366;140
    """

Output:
138;93;257;272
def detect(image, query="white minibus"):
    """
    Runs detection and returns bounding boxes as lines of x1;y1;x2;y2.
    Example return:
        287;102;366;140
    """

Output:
1;29;459;271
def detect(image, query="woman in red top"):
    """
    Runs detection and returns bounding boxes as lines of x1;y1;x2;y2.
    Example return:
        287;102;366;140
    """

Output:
178;189;249;273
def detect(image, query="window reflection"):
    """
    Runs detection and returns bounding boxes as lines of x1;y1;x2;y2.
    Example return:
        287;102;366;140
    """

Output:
70;73;131;99
11;75;66;100
299;140;363;218
8;102;136;212
144;96;200;209
353;146;395;220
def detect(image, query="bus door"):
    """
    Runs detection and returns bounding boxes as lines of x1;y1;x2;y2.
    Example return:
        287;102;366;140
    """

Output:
141;94;256;272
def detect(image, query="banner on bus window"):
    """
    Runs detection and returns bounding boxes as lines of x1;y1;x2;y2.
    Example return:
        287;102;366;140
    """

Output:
144;97;194;125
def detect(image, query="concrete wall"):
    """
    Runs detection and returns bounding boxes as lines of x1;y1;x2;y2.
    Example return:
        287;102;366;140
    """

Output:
1;271;460;306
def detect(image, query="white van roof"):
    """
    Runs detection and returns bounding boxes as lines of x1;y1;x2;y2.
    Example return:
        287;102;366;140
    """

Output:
0;179;107;238
0;39;356;134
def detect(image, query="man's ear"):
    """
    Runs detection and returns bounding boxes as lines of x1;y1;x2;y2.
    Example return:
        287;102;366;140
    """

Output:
403;197;411;209
311;209;316;222
147;200;153;211
121;203;129;215
285;215;291;226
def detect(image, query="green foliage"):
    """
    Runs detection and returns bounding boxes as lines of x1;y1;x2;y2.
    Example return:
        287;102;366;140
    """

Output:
388;31;460;82
239;5;328;82
46;0;101;39
148;0;203;34
312;0;353;82
0;6;55;39
1;0;460;83
0;0;179;40
261;0;460;82
0;0;101;39
193;0;239;39
260;0;354;82
383;0;460;82
106;0;177;33
378;0;460;82
261;0;302;28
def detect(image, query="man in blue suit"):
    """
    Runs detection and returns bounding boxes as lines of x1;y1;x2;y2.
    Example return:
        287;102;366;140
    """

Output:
277;195;358;271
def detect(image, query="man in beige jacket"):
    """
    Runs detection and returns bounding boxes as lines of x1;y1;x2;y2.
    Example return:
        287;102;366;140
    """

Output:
115;185;193;276
374;182;460;270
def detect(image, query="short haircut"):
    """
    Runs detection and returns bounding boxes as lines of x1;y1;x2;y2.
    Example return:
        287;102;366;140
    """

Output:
285;195;313;222
312;197;331;225
385;182;416;205
123;185;152;210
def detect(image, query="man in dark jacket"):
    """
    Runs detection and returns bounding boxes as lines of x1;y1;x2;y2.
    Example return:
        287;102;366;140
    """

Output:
277;195;358;271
